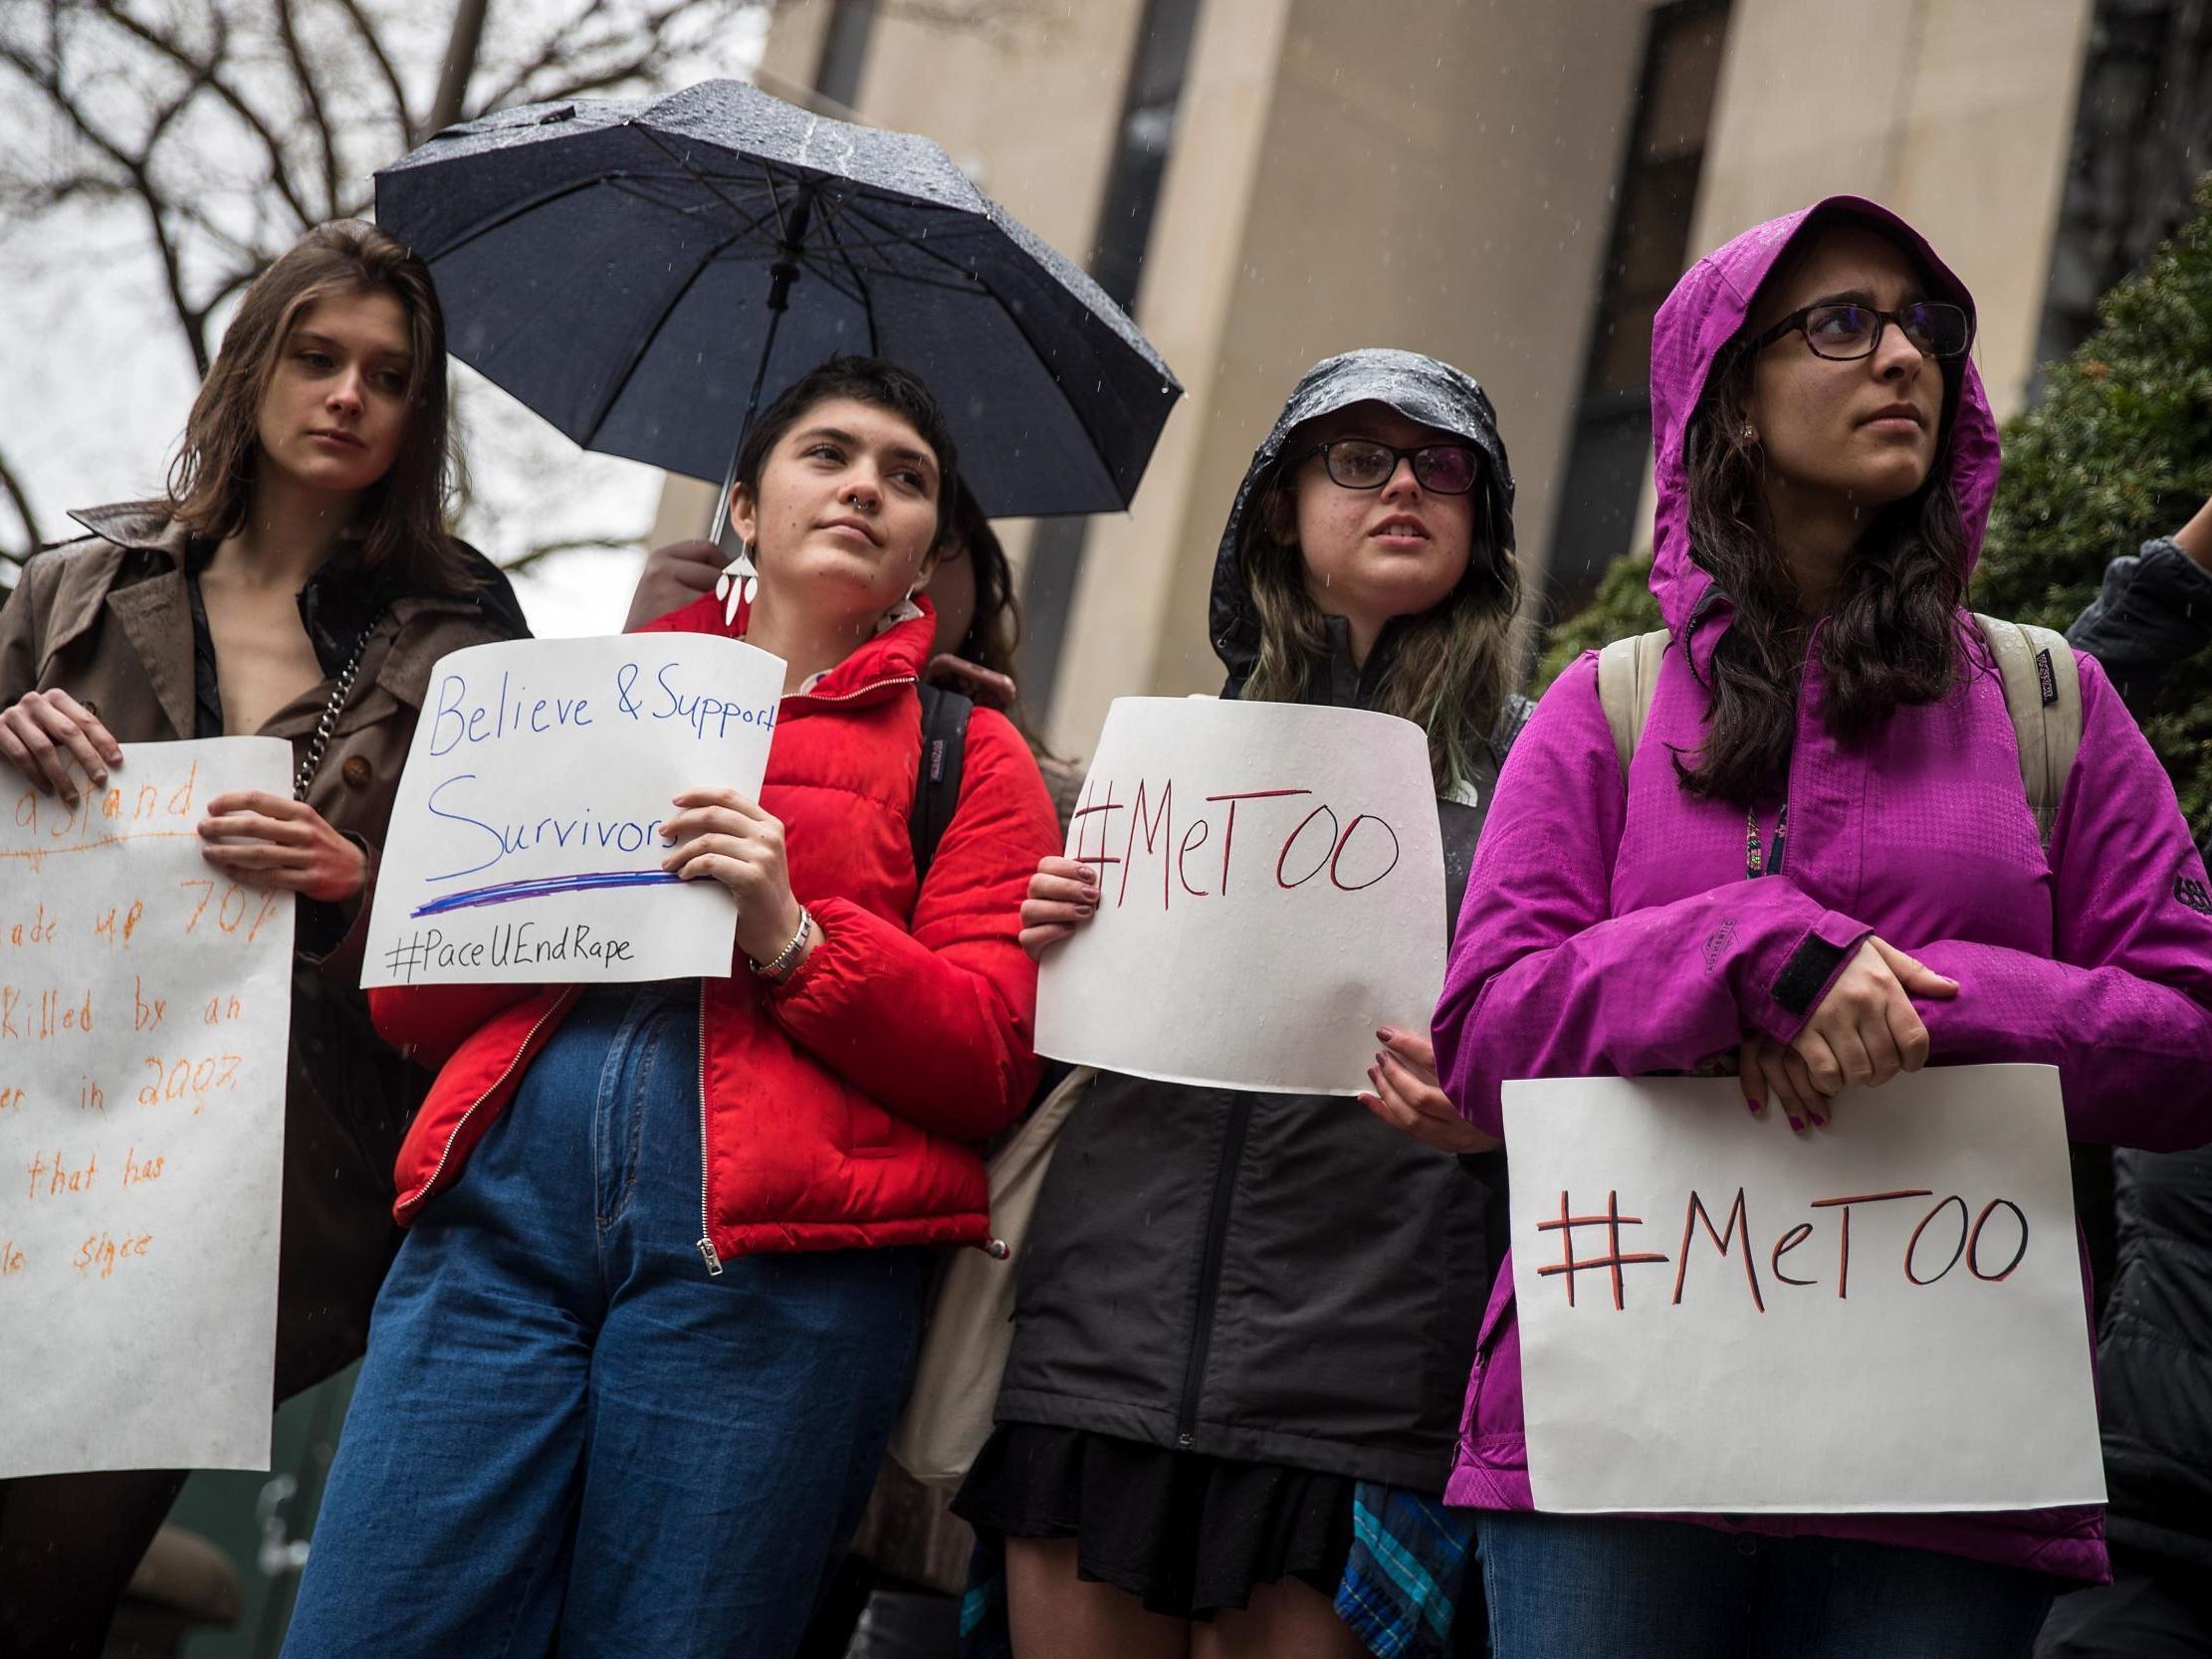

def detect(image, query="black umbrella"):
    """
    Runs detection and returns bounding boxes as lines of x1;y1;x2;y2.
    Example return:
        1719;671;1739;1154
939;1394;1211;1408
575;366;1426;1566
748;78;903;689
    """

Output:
374;79;1183;523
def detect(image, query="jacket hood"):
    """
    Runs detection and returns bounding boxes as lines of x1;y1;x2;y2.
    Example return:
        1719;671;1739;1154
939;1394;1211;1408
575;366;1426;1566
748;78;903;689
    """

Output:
1647;196;2002;661
1209;348;1516;685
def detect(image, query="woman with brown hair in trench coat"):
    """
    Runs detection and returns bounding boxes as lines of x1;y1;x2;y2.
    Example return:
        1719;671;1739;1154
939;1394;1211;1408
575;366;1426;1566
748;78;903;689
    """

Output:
0;219;527;1659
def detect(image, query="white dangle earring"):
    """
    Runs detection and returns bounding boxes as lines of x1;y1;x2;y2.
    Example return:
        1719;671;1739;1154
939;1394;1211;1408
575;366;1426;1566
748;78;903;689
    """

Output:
715;540;760;628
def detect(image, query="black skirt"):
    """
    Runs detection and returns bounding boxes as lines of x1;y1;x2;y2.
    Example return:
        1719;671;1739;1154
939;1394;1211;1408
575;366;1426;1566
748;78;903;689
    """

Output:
951;1422;1355;1620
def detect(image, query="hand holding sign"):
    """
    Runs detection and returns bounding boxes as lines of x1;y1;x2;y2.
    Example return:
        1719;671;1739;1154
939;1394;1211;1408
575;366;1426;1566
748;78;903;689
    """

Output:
1033;698;1445;1096
197;791;369;902
659;787;806;968
1503;1066;2102;1515
1363;1027;1495;1153
363;635;785;986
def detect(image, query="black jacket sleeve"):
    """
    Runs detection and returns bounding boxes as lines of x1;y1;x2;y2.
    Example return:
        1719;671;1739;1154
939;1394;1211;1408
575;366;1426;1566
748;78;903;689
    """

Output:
2066;536;2212;718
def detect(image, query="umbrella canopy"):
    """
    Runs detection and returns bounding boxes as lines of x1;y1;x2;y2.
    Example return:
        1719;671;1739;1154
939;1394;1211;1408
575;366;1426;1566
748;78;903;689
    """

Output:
374;80;1183;520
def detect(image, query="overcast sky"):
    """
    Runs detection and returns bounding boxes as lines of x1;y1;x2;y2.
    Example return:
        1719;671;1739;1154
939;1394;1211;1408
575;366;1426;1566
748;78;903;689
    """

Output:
0;6;771;637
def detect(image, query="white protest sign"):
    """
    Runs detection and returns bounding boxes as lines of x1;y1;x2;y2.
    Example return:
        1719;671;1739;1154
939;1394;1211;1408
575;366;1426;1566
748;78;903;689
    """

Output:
0;737;295;1477
1034;697;1444;1095
363;634;784;986
1503;1066;2104;1514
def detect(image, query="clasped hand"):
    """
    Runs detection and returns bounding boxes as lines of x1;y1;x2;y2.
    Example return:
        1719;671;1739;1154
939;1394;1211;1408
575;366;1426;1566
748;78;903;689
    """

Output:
1739;935;1958;1130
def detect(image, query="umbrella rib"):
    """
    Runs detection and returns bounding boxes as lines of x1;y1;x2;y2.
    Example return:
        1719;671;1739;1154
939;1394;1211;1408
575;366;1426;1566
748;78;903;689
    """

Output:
606;173;783;242
574;235;733;449
809;194;881;354
404;171;625;262
836;196;1130;492
633;122;792;239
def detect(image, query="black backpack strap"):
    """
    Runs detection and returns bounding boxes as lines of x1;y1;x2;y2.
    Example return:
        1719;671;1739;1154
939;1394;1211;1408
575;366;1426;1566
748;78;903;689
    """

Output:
910;681;974;886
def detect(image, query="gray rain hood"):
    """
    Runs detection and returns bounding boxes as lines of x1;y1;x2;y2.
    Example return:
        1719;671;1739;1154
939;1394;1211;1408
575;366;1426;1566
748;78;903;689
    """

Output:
1208;347;1517;686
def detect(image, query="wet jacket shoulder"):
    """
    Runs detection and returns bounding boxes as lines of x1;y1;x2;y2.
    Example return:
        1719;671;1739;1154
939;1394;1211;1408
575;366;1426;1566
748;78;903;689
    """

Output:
2066;536;2212;719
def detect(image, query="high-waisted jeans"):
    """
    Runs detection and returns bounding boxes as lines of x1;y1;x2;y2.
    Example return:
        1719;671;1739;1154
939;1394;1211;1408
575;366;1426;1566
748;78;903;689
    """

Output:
282;981;930;1659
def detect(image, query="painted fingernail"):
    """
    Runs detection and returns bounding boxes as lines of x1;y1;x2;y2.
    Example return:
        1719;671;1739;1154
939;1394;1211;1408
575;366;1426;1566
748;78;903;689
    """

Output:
1786;1114;1805;1132
1745;1097;1763;1116
1376;1027;1395;1043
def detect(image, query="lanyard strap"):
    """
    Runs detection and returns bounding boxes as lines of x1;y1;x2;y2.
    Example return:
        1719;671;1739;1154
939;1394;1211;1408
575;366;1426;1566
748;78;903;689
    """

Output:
1746;800;1788;879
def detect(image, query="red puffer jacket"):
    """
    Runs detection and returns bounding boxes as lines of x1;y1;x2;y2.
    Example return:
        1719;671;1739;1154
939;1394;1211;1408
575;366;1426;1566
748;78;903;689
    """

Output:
371;596;1058;1264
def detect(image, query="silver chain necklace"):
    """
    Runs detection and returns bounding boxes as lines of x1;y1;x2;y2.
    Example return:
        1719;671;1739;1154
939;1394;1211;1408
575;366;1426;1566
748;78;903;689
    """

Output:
292;613;382;802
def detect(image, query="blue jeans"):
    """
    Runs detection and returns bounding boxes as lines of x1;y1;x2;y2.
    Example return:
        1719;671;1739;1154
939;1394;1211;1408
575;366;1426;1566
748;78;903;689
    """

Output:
1478;1513;2056;1659
281;982;930;1659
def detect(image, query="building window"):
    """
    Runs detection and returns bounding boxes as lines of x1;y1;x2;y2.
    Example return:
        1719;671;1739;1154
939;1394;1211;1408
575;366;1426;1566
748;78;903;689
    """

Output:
1548;0;1731;601
1018;0;1204;712
815;0;880;110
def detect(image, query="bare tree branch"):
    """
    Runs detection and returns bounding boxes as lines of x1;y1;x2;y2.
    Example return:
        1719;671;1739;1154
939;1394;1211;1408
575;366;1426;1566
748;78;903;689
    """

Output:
0;443;46;562
326;0;419;150
4;0;1007;580
0;36;214;367
472;0;619;115
498;533;641;573
84;0;315;229
273;0;341;218
428;0;493;134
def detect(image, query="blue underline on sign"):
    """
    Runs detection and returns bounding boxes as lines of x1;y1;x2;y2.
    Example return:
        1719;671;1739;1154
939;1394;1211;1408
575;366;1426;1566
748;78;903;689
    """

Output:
411;870;683;917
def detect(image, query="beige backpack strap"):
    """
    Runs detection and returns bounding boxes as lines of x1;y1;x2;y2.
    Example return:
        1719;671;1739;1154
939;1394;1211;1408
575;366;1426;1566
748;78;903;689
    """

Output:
1973;613;2083;847
1596;629;1670;781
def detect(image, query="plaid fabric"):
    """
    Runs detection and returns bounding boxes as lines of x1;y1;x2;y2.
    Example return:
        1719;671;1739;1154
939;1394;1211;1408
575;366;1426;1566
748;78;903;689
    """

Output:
961;1484;1475;1658
960;1528;1013;1659
1332;1483;1475;1659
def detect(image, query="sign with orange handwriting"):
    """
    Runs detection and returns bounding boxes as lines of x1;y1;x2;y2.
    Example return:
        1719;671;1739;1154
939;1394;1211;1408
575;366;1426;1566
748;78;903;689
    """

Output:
1503;1067;2104;1514
0;738;294;1478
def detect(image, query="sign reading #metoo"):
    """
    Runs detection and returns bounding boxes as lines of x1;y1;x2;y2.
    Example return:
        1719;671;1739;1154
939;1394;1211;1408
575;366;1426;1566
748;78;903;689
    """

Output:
363;635;784;986
1504;1066;2104;1515
1035;698;1445;1096
1;737;295;1478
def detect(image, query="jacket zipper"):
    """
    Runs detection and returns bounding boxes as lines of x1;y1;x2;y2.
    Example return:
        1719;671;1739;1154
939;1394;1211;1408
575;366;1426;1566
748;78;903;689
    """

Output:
1176;1095;1253;1449
695;978;722;1276
685;667;918;1279
396;991;573;1216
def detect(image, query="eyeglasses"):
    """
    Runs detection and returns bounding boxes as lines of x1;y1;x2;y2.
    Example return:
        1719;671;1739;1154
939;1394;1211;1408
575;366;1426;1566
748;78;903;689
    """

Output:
1749;301;1974;362
1301;438;1483;496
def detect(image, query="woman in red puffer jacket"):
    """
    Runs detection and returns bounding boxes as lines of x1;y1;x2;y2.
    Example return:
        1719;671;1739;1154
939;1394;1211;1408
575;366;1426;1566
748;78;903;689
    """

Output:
281;356;1058;1659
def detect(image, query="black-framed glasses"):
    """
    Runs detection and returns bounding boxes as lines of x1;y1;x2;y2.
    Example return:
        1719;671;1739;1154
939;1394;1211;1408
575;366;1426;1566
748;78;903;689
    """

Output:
1302;438;1483;496
1750;301;1974;361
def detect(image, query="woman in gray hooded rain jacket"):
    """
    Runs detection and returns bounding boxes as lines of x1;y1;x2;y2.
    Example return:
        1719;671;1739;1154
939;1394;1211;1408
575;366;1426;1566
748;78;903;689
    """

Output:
953;350;1527;1659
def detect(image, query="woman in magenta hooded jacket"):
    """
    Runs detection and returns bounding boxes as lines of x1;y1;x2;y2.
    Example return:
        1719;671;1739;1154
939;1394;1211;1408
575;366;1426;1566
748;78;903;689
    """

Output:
1432;198;2212;1655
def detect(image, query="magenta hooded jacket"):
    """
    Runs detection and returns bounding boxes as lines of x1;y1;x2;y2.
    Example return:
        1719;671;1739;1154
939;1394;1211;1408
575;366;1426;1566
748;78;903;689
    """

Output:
1432;197;2212;1582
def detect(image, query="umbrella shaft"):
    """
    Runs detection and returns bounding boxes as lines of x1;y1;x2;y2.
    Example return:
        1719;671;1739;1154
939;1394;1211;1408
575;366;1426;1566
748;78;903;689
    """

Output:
712;182;819;544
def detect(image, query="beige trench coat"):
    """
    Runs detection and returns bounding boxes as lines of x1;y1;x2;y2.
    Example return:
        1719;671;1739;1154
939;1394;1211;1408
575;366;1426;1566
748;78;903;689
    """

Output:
0;503;527;1397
